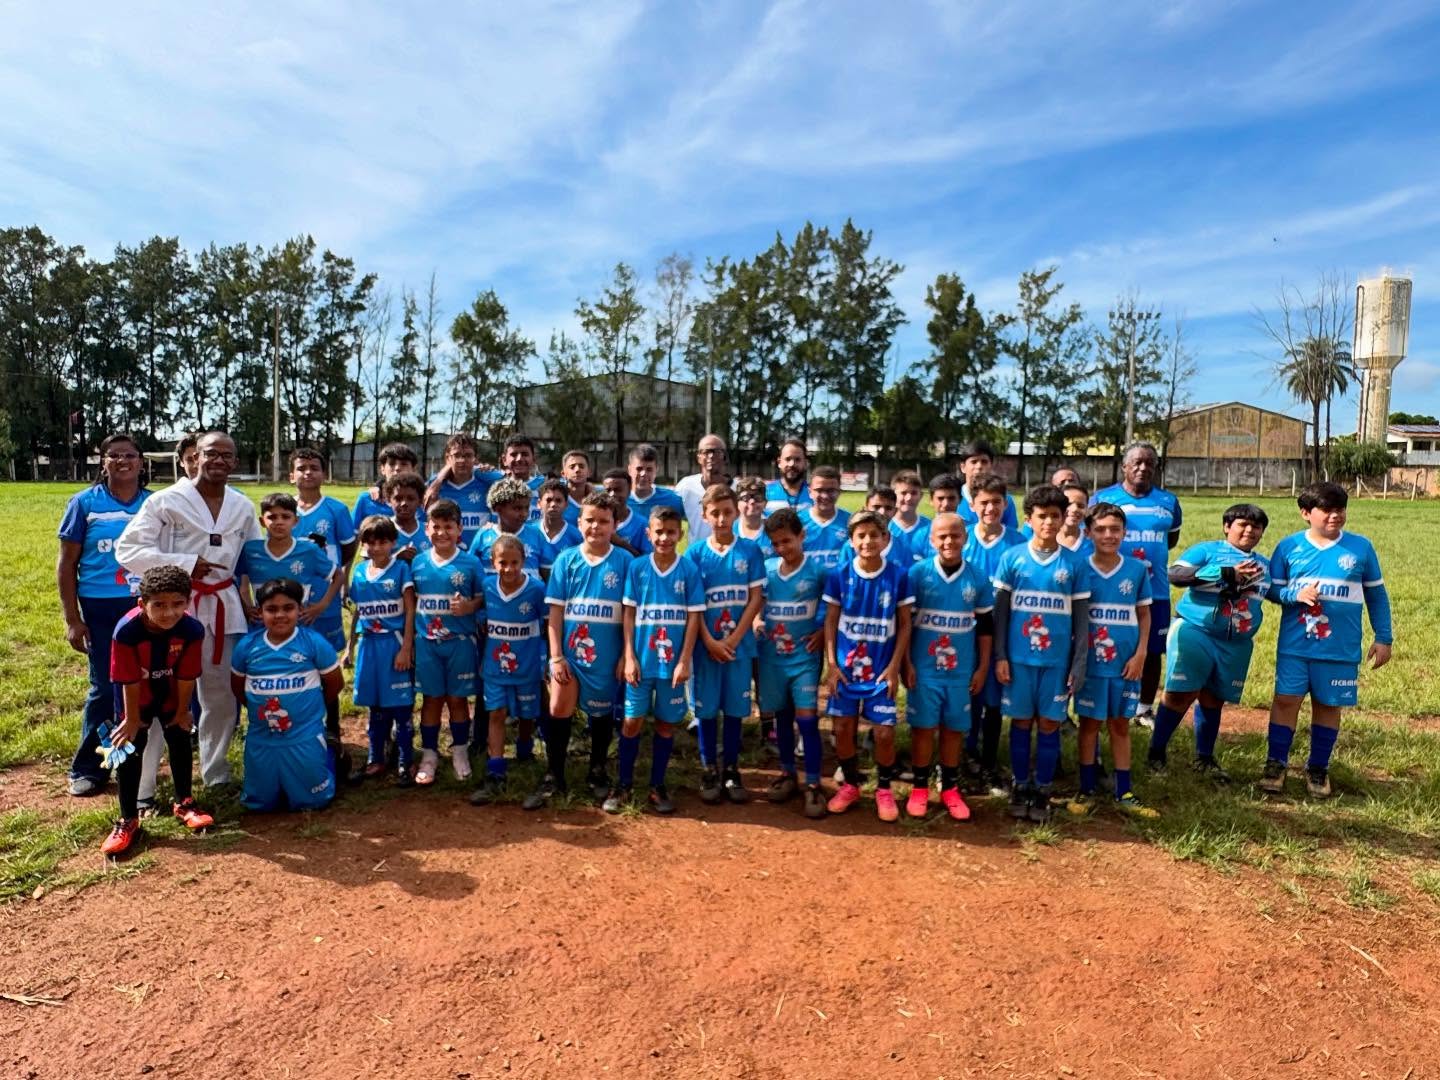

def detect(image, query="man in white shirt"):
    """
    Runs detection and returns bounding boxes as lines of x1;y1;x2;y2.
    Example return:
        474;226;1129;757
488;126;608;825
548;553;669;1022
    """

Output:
674;434;729;542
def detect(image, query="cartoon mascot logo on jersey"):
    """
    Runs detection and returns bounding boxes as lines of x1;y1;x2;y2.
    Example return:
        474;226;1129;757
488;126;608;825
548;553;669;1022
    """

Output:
568;623;597;666
260;697;291;733
1130;546;1150;567
1221;598;1253;635
368;617;386;635
1299;601;1331;640
1090;626;1116;664
771;622;797;656
845;641;874;682
492;641;519;675
650;627;674;666
426;615;449;640
1024;614;1052;652
715;608;737;638
929;633;958;671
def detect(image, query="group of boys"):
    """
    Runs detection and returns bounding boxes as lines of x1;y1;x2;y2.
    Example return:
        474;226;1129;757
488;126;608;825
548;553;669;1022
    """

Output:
97;431;1395;854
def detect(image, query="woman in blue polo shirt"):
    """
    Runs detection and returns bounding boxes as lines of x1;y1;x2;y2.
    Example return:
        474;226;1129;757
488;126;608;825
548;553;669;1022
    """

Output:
57;433;152;796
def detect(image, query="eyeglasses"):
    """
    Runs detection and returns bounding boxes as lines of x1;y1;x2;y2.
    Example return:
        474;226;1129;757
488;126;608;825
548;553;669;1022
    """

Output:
104;452;140;462
698;448;724;456
201;450;237;461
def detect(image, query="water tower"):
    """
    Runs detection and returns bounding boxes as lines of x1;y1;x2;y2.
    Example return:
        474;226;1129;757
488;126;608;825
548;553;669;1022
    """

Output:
1354;273;1413;443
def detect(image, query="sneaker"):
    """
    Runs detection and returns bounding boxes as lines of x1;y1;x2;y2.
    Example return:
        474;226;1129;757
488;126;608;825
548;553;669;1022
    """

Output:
522;775;559;810
415;749;440;786
586;769;611;802
450;745;473;781
135;797;158;819
1258;759;1287;795
648;786;676;815
1146;752;1167;776
961;758;984;785
1065;793;1094;817
68;775;104;797
1026;788;1053;824
875;788;900;823
1008;783;1030;819
939;787;972;821
905;786;929;819
469;775;504;806
172;798;213;831
1305;767;1332;799
101;818;141;857
394;766;416;788
1133;705;1155;730
827;782;861;814
1192;755;1232;785
767;773;799;804
1116;791;1159;819
896;754;915;784
985;769;1009;799
699;770;723;805
355;761;387;782
601;786;631;814
722;769;751;804
803;785;826;819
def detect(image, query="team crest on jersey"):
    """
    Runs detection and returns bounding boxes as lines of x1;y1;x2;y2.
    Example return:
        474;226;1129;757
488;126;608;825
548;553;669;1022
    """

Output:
879;589;892;610
771;622;796;655
1119;578;1134;595
1053;566;1069;585
795;579;812;595
567;623;597;665
382;579;396;593
449;571;465;588
1299;602;1330;639
962;584;976;603
650;627;674;665
289;651;307;663
1338;553;1358;571
1090;626;1117;663
260;697;292;733
468;492;481;504
314;519;331;535
289;559;305;576
519;601;533;616
673;578;687;596
603;570;620;590
735;557;748;576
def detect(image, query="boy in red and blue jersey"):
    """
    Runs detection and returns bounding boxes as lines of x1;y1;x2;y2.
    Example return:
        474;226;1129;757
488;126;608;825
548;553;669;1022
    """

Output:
1262;482;1393;799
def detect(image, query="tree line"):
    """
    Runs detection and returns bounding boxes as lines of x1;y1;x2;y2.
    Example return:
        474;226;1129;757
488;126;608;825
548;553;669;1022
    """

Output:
19;216;1355;483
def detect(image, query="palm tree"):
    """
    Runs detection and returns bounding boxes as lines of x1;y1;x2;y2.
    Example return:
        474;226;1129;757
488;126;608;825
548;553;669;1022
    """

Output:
1276;339;1328;480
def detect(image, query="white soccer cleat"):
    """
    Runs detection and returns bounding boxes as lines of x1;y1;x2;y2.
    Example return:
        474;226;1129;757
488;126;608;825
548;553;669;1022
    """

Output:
451;744;473;781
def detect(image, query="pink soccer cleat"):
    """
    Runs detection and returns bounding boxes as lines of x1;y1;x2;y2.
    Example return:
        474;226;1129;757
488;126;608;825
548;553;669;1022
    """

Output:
875;788;900;822
826;782;861;814
905;786;929;819
940;787;972;821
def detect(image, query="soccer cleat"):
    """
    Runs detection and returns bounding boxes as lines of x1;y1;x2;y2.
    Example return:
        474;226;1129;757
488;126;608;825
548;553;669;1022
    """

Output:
1116;791;1159;819
450;744;473;782
803;785;827;819
698;770;723;805
601;786;631;815
1133;704;1155;730
875;788;900;822
1258;759;1287;795
1145;751;1167;776
767;773;799;804
522;775;559;810
101;818;141;857
1008;783;1030;819
468;775;504;806
172;798;213;831
394;766;416;789
1066;793;1094;817
135;797;158;819
984;769;1009;799
67;775;103;797
1026;787;1054;824
414;749;440;786
1192;755;1232;785
827;782;861;814
648;786;676;815
356;761;387;782
722;769;751;804
1305;767;1332;800
905;785;930;819
587;769;612;802
939;787;972;821
961;758;984;785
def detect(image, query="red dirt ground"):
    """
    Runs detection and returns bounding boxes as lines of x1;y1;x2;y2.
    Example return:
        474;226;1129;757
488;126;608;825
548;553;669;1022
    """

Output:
4;755;1439;1080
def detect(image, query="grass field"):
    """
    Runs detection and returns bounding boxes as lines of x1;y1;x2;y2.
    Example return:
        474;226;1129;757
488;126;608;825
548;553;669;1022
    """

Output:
3;481;1439;906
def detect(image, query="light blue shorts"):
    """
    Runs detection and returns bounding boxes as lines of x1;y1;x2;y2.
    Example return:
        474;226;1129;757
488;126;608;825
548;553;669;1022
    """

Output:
1002;664;1070;722
1074;674;1140;721
693;653;753;719
756;661;820;714
315;617;347;655
1276;654;1359;708
624;677;690;725
1164;619;1253;705
415;636;478;699
242;729;335;812
827;684;898;726
907;681;972;732
352;632;415;710
575;673;623;718
483;681;540;719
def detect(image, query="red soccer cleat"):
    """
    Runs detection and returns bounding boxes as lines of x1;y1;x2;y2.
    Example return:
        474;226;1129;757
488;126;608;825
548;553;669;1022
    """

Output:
172;798;214;831
101;818;141;857
940;787;972;821
826;782;862;814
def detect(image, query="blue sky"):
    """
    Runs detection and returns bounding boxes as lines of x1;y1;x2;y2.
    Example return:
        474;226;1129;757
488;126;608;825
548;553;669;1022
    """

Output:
3;0;1438;430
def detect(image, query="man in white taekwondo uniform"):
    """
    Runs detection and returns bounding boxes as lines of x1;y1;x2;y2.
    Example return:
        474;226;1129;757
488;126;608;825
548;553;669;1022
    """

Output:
117;431;261;789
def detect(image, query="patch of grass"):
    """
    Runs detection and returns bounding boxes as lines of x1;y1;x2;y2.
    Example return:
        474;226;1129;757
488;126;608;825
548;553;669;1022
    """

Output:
1411;868;1440;902
1343;865;1398;911
0;804;116;900
293;817;334;840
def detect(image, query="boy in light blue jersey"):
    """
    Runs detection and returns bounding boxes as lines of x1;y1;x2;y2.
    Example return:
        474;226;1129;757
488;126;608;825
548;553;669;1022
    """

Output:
352;442;419;526
993;485;1091;824
532;491;633;809
426;434;501;549
615;505;704;815
1068;503;1154;817
470;477;542;578
735;477;776;561
470;535;548;805
520;478;583;582
1261;483;1393;799
837;486;914;568
384;472;430;561
799;465;851;571
960;474;1026;792
757;508;828;818
409;499;484;786
1146;503;1271;786
289;448;358;652
889;470;931;563
956;440;1019;530
560;450;596;527
237;493;341;630
601;469;655;557
498;434;545;523
344;515;416;785
687;484;766;805
824;511;914;821
626;442;686;520
903;513;993;823
230;579;343;812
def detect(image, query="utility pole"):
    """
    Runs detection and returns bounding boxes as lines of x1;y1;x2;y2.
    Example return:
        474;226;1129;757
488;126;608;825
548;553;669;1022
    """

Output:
1112;306;1160;446
271;307;281;482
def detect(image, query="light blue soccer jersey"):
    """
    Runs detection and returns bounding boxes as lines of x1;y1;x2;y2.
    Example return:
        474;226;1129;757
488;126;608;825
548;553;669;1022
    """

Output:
799;507;852;571
349;557;413;636
957;488;1019;530
519;520;583;577
546;545;633;680
57;483;152;598
410;548;484;641
838;530;914;570
992;544;1091;669
231;626;338;741
482;574;547;685
760;554;828;674
824;559;914;691
687;536;766;662
738;524;775;561
296;495;356;623
629;486;686;522
436;474;494;548
908;556;994;685
962;526;1027;586
624;554;705;682
470;524;541;579
394;521;431;557
352;490;389;527
1172;540;1271;641
891;516;931;564
238;537;333;606
1091;483;1182;598
765;479;813;515
613;511;654;556
1270;531;1392;662
1084;555;1153;677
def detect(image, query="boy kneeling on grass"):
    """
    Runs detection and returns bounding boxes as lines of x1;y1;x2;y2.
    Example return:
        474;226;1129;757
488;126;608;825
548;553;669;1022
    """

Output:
101;565;213;857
